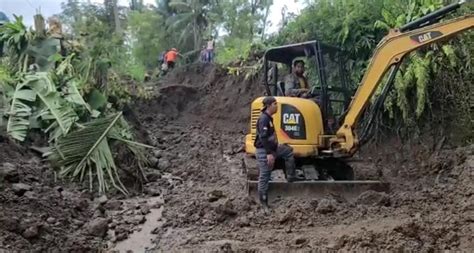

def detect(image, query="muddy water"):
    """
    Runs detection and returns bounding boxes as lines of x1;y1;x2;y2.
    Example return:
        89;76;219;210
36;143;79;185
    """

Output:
112;196;164;252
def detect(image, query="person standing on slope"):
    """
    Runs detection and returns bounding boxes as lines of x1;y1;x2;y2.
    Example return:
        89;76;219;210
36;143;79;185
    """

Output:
164;48;179;70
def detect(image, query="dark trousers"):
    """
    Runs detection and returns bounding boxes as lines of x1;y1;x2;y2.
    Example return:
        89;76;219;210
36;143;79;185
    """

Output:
256;144;296;196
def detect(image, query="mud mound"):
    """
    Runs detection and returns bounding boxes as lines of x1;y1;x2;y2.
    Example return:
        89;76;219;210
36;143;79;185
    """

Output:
137;63;264;133
0;135;28;164
0;136;106;251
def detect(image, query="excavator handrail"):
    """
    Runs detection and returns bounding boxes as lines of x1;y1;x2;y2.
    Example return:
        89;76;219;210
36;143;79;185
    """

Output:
334;10;473;153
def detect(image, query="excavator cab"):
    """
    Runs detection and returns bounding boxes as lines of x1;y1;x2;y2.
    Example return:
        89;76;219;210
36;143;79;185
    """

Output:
263;40;352;133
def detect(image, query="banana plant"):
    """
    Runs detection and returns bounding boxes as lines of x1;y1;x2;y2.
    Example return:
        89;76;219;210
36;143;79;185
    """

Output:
5;77;36;141
0;15;32;72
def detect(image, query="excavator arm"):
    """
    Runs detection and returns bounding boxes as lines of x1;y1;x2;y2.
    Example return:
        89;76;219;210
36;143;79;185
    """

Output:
332;8;473;154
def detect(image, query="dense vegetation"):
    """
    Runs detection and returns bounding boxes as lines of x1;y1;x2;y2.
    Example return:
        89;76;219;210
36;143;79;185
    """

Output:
0;0;472;193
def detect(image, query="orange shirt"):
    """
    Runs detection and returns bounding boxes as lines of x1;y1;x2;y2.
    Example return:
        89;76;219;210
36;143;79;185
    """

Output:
165;50;178;62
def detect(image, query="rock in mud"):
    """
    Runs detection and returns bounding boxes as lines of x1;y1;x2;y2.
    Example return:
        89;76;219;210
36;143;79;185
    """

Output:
153;149;163;159
131;215;146;225
236;217;250;227
11;183;32;196
96;195;108;205
74;198;90;211
220;242;233;253
46;217;56;224
0;162;19;183
0;216;20;232
149;157;160;168
356;190;390;206
116;232;128;241
144;183;161;196
104;200;123;210
146;170;162;182
158;158;171;170
208;190;225;202
85;218;109;237
24;190;36;199
316;198;337;214
22;225;39;239
140;205;151;215
279;211;296;224
295;237;308;245
151;227;161;234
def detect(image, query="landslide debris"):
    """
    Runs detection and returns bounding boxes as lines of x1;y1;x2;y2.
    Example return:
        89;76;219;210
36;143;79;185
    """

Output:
134;64;473;251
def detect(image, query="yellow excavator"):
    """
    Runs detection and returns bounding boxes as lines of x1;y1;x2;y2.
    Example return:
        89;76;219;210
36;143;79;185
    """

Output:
244;1;473;200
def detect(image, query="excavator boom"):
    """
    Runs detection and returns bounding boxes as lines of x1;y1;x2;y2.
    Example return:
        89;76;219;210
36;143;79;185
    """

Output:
334;8;473;154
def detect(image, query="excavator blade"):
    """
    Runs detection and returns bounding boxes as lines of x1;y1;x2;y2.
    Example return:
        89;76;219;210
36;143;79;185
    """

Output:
243;154;389;202
247;179;390;202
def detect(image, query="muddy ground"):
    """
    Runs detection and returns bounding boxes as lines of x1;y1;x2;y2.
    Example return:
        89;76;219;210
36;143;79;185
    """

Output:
1;63;473;251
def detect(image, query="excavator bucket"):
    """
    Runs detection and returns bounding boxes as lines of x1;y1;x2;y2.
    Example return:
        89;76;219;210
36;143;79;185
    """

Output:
243;155;390;202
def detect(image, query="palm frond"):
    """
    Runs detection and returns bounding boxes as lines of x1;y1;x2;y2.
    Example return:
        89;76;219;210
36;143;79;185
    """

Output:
168;1;192;12
49;112;128;194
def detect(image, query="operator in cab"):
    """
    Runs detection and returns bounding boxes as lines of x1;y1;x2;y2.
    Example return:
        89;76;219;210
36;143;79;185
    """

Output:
284;60;311;98
254;96;302;209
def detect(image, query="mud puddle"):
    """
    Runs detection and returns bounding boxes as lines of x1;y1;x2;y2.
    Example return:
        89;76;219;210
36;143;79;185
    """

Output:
111;196;164;252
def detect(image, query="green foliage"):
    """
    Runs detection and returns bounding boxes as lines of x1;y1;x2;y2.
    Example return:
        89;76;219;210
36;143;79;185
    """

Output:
273;0;386;86
5;76;36;141
30;72;79;135
217;0;273;40
275;0;473;142
216;37;254;65
0;15;33;72
0;15;152;194
128;10;164;68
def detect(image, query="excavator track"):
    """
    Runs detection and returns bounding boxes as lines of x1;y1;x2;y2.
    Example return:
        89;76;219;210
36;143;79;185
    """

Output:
243;154;389;202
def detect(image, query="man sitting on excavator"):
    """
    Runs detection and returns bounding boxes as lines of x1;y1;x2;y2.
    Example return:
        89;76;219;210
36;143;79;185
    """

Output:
284;60;323;104
284;60;312;98
284;60;336;131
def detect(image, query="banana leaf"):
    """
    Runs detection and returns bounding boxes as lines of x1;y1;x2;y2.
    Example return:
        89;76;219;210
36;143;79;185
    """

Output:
6;80;36;141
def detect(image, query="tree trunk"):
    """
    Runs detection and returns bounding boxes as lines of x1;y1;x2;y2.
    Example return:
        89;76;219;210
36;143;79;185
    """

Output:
261;1;271;40
193;19;199;50
34;14;46;38
249;0;257;39
104;0;121;33
113;0;121;33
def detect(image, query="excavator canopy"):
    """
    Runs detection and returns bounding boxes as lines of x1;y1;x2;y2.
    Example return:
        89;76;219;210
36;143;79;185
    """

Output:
263;40;353;130
264;40;342;65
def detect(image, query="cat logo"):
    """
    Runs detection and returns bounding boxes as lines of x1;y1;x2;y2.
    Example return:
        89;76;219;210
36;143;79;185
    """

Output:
418;32;432;43
283;113;301;125
410;31;443;44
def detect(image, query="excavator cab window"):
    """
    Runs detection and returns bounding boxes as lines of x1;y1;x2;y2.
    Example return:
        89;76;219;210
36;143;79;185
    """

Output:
263;40;352;132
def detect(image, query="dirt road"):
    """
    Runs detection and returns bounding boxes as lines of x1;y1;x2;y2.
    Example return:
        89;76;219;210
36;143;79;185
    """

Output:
1;64;472;251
